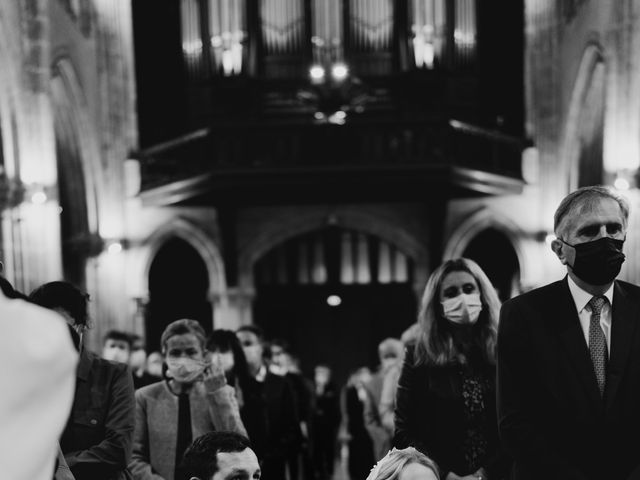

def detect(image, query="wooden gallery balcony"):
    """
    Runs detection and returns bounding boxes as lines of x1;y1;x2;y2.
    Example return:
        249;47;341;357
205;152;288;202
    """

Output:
138;118;527;207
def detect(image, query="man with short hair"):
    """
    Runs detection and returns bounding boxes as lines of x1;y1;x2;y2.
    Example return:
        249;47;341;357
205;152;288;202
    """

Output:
180;431;261;480
498;186;640;480
102;329;133;364
236;326;300;480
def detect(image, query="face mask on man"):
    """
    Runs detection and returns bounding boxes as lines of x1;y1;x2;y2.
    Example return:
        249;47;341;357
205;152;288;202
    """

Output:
562;237;625;285
166;357;207;383
441;293;483;324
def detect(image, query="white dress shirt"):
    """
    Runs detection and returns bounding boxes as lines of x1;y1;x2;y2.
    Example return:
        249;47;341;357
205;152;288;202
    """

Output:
567;275;614;354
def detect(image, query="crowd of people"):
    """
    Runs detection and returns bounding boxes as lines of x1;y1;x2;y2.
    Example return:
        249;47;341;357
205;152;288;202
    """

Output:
3;185;640;480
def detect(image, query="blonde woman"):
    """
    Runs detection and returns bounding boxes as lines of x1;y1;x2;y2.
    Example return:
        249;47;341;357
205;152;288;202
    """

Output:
366;447;439;480
394;258;510;480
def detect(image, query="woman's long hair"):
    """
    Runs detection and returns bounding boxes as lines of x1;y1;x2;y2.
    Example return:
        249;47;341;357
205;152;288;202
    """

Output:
414;258;500;366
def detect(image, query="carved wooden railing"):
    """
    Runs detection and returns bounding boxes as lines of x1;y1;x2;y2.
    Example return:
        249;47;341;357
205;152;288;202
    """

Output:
139;118;525;190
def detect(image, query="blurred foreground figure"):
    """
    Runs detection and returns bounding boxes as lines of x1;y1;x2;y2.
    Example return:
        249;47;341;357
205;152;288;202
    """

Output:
0;278;77;480
31;281;135;480
366;447;440;480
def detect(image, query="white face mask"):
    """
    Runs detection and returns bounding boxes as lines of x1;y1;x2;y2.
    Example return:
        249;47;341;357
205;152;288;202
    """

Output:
441;293;483;324
103;346;130;364
166;357;207;384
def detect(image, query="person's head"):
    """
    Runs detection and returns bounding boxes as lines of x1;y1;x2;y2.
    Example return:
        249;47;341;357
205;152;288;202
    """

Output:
161;319;208;384
129;334;147;371
29;281;90;350
378;338;404;371
366;447;439;480
102;330;133;363
207;329;250;382
414;258;500;366
236;325;265;372
269;338;291;374
314;364;332;387
551;185;628;289
180;431;260;480
146;351;164;377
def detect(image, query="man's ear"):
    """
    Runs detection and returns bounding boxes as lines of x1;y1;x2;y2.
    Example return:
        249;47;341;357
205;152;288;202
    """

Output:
551;239;569;265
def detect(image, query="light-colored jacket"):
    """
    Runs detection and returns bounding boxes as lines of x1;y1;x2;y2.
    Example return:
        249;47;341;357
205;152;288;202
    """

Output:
130;380;246;480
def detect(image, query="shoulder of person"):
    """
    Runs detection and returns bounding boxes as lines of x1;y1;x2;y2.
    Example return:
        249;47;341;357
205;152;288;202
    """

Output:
616;279;640;296
95;354;132;376
501;278;566;311
135;380;168;400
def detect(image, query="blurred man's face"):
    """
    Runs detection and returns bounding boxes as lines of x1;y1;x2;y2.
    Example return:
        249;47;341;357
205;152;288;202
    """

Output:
103;339;131;363
237;331;264;371
211;447;261;480
270;345;285;367
147;352;164;377
130;346;147;370
211;350;235;373
381;352;399;371
315;366;330;386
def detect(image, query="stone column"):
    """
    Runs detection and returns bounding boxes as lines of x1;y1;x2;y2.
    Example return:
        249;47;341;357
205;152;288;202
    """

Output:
210;287;256;331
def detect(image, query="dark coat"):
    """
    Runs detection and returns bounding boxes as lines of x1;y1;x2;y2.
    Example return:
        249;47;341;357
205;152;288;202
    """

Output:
497;278;640;480
394;344;508;479
240;371;300;478
60;350;135;480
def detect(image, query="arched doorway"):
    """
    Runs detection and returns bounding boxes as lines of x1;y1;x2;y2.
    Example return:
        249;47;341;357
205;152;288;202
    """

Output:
462;228;520;301
252;226;417;387
146;237;212;351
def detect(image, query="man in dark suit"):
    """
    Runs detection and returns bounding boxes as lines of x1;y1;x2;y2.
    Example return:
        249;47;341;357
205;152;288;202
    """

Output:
236;325;301;480
498;185;640;480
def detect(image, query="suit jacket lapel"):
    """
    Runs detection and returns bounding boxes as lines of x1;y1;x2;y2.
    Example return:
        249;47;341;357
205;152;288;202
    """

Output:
554;278;603;410
605;281;639;411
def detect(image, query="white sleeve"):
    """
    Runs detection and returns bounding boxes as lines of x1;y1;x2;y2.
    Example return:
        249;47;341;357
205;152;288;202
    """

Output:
0;297;78;480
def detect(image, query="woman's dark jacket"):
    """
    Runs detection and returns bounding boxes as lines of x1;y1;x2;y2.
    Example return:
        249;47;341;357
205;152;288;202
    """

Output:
394;343;510;479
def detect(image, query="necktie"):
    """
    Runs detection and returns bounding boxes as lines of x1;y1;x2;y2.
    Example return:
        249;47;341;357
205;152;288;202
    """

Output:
587;296;608;396
174;392;192;480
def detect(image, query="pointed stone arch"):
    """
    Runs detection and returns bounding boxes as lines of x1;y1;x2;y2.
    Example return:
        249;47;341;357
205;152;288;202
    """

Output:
143;217;227;297
444;208;530;295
